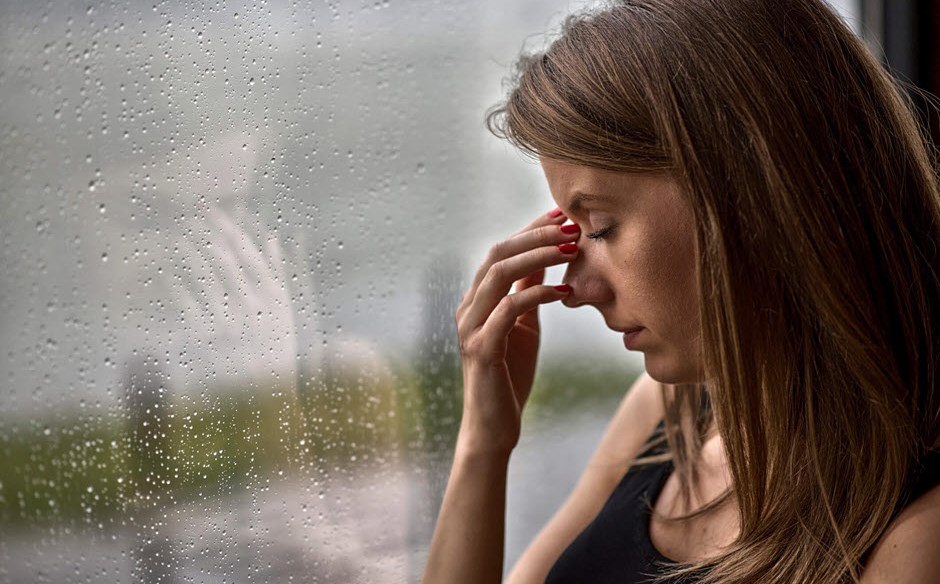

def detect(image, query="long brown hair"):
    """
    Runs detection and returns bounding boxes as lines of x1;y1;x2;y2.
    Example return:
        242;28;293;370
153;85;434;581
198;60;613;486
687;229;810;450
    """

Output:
487;1;940;582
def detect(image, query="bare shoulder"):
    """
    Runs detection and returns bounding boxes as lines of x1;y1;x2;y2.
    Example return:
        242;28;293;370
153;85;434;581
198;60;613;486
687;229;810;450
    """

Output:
862;484;940;583
585;370;665;471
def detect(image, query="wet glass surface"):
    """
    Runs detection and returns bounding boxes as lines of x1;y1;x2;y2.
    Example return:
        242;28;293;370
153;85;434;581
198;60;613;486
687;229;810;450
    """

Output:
0;0;857;581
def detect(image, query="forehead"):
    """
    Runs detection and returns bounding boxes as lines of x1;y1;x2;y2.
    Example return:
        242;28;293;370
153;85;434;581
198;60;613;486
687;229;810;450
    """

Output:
539;158;624;193
539;157;665;213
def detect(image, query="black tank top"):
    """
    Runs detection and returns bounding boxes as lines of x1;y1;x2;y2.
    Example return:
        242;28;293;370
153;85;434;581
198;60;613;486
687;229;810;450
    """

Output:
545;427;940;584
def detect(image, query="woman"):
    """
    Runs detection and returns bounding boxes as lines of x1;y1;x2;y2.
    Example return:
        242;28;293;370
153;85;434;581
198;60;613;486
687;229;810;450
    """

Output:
422;0;940;582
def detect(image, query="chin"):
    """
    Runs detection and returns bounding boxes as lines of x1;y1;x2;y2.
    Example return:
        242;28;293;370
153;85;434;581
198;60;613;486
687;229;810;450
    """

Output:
643;355;705;386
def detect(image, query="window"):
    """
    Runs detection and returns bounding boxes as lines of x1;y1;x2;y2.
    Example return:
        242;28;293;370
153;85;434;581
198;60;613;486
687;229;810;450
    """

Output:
0;1;863;581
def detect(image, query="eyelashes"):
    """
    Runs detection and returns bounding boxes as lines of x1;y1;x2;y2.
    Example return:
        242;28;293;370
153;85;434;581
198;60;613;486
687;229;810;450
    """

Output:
586;225;616;240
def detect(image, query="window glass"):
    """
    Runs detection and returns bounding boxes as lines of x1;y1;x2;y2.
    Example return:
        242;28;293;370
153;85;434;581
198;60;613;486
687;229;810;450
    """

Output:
0;0;860;581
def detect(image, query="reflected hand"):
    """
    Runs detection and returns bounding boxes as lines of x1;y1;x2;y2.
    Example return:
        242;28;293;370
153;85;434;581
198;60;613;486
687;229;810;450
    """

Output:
168;205;306;388
454;209;579;454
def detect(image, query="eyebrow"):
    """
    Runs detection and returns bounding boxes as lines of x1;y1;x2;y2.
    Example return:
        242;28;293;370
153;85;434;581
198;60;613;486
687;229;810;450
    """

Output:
568;191;611;214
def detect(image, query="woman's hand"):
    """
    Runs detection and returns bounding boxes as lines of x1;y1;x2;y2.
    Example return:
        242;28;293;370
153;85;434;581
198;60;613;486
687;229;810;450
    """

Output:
422;209;580;584
455;208;580;455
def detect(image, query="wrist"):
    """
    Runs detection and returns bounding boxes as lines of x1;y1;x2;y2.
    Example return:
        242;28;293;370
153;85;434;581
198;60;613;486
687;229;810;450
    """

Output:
456;410;519;457
454;428;515;464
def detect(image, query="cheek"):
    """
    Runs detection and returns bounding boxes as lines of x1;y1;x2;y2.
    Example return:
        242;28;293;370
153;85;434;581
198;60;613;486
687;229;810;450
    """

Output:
647;201;695;275
623;219;698;317
615;224;671;286
657;233;700;335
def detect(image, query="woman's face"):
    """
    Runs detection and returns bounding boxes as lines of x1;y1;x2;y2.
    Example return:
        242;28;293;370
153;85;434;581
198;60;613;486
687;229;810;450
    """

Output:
540;158;705;384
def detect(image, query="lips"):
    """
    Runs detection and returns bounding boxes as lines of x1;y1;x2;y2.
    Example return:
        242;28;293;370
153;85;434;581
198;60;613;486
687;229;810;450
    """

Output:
622;327;645;350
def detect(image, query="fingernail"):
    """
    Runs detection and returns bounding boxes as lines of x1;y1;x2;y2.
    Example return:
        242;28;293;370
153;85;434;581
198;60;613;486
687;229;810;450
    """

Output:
548;207;564;218
558;243;578;254
554;284;572;293
560;223;580;234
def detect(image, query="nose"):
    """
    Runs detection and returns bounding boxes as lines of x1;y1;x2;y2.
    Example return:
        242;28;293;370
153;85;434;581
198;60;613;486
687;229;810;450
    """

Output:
561;246;615;308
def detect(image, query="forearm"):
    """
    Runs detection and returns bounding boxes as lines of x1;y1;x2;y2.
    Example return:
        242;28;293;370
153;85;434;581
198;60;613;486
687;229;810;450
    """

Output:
421;442;512;584
424;208;575;582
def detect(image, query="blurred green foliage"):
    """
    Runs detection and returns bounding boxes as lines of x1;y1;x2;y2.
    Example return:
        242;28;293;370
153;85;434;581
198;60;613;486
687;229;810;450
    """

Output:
527;358;641;421
0;358;639;528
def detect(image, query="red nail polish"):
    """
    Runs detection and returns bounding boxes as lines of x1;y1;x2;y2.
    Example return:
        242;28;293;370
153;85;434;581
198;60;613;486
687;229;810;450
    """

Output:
554;284;572;293
558;243;578;254
548;208;564;218
560;223;580;234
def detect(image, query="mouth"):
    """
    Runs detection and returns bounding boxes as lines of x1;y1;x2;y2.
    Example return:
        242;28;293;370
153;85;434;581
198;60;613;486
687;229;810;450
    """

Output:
621;326;645;349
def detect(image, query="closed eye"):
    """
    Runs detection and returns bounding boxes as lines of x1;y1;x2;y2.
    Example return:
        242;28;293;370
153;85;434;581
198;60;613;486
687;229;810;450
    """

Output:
586;225;615;240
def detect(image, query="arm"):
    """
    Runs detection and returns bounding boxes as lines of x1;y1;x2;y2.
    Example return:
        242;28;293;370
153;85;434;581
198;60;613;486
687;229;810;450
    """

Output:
419;368;514;583
505;371;665;584
421;209;580;584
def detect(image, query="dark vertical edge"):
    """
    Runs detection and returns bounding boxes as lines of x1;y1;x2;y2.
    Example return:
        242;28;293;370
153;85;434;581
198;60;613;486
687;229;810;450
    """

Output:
925;0;940;147
877;0;940;148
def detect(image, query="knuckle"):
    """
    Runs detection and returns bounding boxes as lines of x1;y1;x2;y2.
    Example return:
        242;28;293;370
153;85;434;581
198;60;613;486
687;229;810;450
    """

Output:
497;293;518;314
458;334;483;358
456;319;472;340
456;294;471;315
461;335;503;365
487;260;507;283
487;240;507;262
535;224;556;246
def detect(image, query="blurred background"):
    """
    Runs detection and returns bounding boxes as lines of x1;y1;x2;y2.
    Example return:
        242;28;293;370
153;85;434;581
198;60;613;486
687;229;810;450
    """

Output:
0;0;931;582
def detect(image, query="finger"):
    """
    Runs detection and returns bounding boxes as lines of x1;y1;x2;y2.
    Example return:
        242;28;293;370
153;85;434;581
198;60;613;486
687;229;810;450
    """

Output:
199;224;248;306
478;284;572;351
514;270;550;330
467;220;580;301
186;225;231;310
212;206;270;283
513;268;545;294
462;243;578;329
265;236;285;275
511;207;568;237
467;209;570;293
162;270;202;322
264;236;288;300
459;210;572;320
177;237;210;300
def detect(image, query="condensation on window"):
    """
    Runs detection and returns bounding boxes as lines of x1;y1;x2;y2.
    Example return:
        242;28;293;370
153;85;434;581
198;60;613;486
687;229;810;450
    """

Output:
0;0;857;582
